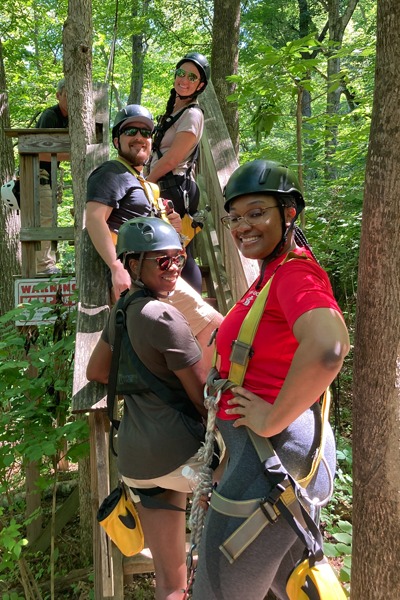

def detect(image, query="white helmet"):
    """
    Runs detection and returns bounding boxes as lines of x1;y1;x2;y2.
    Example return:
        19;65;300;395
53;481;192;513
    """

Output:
1;180;20;210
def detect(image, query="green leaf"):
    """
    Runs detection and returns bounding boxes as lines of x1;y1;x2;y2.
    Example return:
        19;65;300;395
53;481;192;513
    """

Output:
337;520;353;534
340;566;351;583
323;542;340;557
333;532;352;544
336;543;352;554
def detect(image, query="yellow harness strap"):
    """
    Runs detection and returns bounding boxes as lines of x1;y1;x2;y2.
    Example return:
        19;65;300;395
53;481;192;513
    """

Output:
214;251;330;489
116;157;170;224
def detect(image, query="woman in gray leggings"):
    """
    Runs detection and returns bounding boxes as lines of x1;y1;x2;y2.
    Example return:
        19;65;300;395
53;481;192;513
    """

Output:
192;160;349;600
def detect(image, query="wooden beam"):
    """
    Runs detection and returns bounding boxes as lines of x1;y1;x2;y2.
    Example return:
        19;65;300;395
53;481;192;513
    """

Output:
20;227;75;242
17;133;70;154
19;155;37;277
27;487;80;555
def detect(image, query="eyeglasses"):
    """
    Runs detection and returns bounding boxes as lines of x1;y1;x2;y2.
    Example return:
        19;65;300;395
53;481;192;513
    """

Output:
175;68;200;83
221;206;279;230
121;127;152;139
144;254;187;271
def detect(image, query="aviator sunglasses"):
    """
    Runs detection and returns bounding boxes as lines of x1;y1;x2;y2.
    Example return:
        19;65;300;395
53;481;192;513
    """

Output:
175;67;200;83
144;254;187;271
121;127;153;139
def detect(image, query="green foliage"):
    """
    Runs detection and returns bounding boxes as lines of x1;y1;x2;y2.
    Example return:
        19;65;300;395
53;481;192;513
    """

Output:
0;299;88;581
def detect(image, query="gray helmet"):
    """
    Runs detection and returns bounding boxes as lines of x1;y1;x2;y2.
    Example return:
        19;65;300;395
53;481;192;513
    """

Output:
112;104;154;141
224;159;305;217
117;217;182;260
176;53;210;91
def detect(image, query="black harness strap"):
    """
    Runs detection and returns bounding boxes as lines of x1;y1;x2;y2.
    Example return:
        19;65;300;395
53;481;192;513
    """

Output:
153;105;204;214
107;288;204;458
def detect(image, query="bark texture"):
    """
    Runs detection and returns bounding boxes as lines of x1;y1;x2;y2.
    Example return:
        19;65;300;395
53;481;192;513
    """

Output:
62;0;94;564
128;0;149;105
0;33;21;316
63;0;94;285
211;0;241;158
352;1;400;598
325;0;359;177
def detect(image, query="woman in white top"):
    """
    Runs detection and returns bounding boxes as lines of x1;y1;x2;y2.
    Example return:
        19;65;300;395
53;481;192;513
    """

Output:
147;52;210;293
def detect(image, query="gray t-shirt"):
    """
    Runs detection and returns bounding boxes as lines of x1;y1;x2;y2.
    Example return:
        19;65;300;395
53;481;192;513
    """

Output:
150;105;204;176
102;288;203;479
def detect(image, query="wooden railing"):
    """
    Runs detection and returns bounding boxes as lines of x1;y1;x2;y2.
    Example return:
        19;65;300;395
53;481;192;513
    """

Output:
197;81;259;313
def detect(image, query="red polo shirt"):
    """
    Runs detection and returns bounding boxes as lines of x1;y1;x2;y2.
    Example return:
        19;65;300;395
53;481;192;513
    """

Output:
217;248;341;420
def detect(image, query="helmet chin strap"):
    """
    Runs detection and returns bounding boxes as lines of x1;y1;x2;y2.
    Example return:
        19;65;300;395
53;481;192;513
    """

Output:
255;216;296;290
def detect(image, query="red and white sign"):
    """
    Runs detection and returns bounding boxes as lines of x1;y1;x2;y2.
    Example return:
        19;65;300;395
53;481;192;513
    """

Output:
15;278;76;325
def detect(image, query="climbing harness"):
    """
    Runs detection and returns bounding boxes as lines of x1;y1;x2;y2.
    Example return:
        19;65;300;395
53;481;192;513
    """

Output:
106;287;206;511
152;104;207;243
184;252;345;599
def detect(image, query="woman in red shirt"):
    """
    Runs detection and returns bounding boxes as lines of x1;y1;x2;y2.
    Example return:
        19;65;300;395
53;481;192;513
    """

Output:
192;160;350;600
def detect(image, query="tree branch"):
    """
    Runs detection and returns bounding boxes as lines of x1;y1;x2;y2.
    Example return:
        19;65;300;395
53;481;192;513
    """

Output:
340;0;360;34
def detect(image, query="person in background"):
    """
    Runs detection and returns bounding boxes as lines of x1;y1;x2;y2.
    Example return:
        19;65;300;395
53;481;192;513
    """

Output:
35;78;69;274
147;52;210;295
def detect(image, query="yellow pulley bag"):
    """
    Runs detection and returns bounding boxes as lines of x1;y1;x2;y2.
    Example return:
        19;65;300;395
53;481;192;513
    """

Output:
97;483;144;556
287;555;347;600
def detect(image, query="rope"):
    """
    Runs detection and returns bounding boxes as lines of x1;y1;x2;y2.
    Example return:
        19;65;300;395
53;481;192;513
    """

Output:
188;391;219;548
107;0;119;116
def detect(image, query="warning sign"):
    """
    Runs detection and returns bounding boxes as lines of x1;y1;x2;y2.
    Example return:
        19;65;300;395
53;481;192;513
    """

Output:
15;278;77;325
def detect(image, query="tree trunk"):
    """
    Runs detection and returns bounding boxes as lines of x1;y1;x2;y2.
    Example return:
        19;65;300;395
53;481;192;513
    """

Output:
352;1;400;598
0;33;21;316
211;0;241;158
128;0;149;105
63;0;94;564
63;0;94;286
325;0;359;178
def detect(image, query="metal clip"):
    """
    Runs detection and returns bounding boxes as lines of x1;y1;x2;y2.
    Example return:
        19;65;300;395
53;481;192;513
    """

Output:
207;327;219;347
186;544;197;570
183;189;190;212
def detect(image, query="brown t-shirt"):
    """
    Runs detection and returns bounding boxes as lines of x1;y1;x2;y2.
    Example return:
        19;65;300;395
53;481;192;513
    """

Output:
102;287;203;479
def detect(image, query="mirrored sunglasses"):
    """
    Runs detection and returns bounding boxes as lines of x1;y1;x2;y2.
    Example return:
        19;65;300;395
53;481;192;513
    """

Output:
175;67;200;83
121;127;152;139
144;254;187;271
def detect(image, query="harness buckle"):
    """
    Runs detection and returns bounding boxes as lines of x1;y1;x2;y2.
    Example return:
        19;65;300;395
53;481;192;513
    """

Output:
229;340;254;366
207;327;219;347
259;499;278;524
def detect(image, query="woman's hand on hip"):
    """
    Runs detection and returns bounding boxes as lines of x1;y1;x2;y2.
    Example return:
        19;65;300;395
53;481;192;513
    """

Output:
226;387;272;436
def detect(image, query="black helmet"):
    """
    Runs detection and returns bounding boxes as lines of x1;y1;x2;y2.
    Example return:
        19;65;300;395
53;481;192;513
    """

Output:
224;159;305;217
176;52;210;89
112;104;154;141
116;217;182;260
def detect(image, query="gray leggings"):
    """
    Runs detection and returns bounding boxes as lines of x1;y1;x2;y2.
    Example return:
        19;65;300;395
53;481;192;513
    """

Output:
192;404;336;600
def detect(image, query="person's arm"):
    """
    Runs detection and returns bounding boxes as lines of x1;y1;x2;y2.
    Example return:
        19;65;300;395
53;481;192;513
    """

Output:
146;131;197;183
86;338;112;384
226;307;350;436
86;201;131;300
174;359;208;419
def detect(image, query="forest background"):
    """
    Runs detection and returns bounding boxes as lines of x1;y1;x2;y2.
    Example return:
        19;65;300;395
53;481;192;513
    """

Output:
0;0;378;598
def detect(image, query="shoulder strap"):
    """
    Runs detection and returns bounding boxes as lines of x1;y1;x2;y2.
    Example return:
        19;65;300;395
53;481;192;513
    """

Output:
153;104;204;167
107;290;204;455
228;252;308;386
227;251;331;489
107;289;147;455
115;156;171;224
